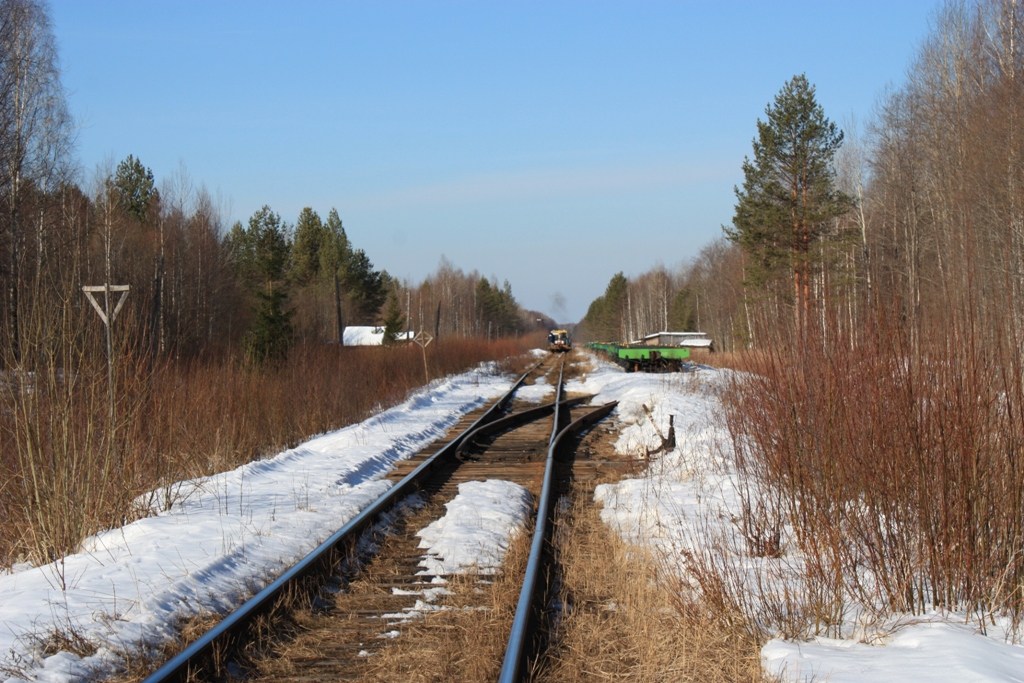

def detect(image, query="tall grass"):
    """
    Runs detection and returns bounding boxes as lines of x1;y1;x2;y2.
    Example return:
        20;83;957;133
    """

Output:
540;492;764;682
720;305;1024;636
0;333;543;568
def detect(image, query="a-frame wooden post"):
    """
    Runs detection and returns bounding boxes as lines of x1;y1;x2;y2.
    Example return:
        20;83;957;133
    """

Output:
83;283;130;424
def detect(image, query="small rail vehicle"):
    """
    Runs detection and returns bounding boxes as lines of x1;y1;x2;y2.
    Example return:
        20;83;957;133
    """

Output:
548;329;572;353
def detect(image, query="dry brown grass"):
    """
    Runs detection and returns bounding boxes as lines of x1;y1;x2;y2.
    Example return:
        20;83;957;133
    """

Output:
0;335;541;568
105;553;350;682
697;349;767;373
98;608;225;683
537;493;766;683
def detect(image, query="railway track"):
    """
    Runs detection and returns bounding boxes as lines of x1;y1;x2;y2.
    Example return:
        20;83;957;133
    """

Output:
141;352;623;683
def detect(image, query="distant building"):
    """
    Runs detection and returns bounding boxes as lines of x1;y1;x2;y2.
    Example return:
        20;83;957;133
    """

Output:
342;326;414;346
642;331;714;351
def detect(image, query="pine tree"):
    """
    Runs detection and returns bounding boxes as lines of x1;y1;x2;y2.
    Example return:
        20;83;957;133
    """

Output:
668;287;697;331
244;288;294;364
581;272;628;341
318;208;350;278
345;249;388;324
250;206;289;287
291;207;324;284
229;206;295;363
113;155;156;224
725;74;850;324
381;291;405;345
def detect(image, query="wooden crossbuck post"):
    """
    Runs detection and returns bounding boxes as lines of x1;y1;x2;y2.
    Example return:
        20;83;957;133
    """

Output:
413;330;433;385
83;284;130;424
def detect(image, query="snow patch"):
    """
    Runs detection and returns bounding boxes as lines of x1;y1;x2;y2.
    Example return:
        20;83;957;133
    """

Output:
416;480;531;576
514;375;553;403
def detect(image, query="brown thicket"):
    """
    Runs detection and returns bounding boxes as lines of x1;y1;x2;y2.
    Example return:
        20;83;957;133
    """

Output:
575;0;1024;639
0;334;541;567
709;0;1024;636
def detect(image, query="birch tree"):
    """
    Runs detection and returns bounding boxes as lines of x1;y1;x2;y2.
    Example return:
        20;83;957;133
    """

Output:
0;0;73;361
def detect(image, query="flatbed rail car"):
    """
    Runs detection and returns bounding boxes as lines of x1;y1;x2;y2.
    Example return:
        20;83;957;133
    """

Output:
587;341;690;372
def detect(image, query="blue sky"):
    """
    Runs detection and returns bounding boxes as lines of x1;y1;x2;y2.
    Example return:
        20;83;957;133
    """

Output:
50;1;936;322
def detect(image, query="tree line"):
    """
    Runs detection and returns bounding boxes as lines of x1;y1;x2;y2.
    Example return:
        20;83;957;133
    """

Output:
577;246;743;351
0;0;537;371
581;0;1024;355
386;257;550;343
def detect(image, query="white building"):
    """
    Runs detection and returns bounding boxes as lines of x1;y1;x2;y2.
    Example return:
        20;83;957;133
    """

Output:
341;326;414;346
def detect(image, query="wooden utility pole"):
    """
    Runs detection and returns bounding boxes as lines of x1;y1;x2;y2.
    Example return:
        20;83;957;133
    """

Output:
334;272;344;345
83;284;130;424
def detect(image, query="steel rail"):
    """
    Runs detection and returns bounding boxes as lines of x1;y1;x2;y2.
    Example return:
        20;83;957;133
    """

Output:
455;394;592;459
499;378;618;683
499;360;565;683
142;361;544;683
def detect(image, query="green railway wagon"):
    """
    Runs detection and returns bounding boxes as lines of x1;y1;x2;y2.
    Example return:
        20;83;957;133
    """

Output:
586;342;691;373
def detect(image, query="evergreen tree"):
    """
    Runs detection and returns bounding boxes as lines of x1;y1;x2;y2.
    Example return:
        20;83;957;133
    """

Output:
724;74;850;322
225;220;254;281
249;206;289;287
113;154;156;223
244;288;294;364
381;291;405;345
291;207;324;284
580;272;628;341
345;248;388;324
318;208;350;278
473;277;522;337
228;205;295;363
668;287;697;331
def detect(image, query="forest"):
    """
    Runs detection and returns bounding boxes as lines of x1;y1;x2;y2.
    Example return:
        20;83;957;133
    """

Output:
580;2;1024;358
581;0;1024;635
0;0;542;567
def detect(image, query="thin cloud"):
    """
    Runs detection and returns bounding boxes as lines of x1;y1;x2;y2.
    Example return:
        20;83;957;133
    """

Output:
347;162;734;211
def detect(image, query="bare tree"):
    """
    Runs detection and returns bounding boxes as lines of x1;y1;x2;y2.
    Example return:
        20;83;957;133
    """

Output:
0;0;74;362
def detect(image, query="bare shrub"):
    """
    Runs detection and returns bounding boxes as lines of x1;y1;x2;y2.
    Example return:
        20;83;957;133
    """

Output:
724;303;1024;637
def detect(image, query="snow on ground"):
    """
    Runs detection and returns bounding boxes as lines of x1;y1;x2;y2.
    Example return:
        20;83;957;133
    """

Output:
379;479;531;626
416;479;531;576
577;351;1024;683
0;363;513;683
513;375;553;403
763;621;1024;682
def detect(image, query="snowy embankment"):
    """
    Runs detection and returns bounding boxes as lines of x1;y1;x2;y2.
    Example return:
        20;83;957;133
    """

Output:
575;353;1024;683
0;364;514;683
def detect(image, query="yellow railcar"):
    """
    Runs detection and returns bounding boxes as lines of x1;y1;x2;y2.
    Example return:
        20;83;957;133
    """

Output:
547;329;571;352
